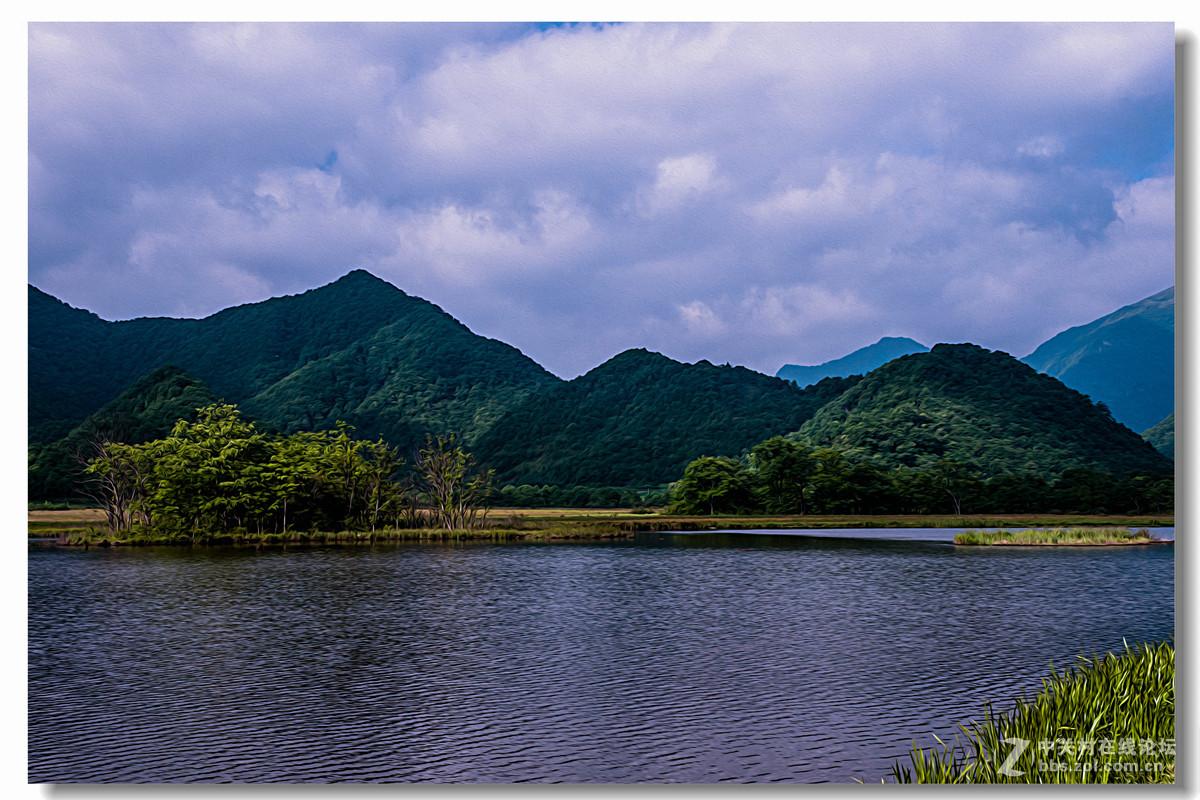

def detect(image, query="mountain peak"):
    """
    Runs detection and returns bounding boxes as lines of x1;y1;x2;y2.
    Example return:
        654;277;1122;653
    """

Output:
777;336;928;386
1021;286;1173;432
331;268;395;287
797;345;1171;478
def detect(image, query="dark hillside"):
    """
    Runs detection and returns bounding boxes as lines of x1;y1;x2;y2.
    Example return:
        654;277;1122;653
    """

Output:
29;365;219;500
28;271;559;454
796;343;1172;479
1022;287;1173;433
474;348;857;486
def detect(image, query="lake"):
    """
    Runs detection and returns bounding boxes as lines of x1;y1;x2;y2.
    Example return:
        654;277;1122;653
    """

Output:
28;529;1174;783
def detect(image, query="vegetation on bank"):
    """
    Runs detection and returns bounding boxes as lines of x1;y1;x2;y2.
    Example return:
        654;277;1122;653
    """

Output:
954;527;1166;546
54;523;632;547
892;640;1174;784
80;404;496;539
33;392;1173;545
667;437;1173;517
33;509;1174;547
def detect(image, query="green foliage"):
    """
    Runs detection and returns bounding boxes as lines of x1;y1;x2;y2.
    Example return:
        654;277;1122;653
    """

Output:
29;271;557;458
953;527;1160;545
474;348;857;487
413;434;494;530
29;365;219;501
667;456;757;515
750;437;814;514
668;436;1173;517
893;640;1174;784
795;344;1172;480
493;484;665;509
85;404;411;538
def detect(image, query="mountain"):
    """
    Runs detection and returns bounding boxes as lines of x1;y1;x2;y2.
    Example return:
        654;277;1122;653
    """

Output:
472;348;859;486
28;270;559;452
794;343;1173;479
28;285;124;444
1142;413;1174;460
29;365;219;500
777;336;929;387
1022;287;1173;433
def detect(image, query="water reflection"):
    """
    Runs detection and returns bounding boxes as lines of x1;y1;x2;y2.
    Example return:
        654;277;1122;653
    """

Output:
29;534;1173;783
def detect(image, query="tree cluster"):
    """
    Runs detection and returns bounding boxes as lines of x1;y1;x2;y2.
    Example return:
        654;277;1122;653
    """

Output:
667;437;1174;516
84;404;493;538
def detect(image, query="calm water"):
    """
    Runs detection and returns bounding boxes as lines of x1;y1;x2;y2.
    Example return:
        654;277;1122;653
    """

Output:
28;531;1174;783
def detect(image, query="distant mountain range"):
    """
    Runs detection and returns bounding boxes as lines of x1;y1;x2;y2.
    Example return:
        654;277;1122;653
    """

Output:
795;343;1169;479
1021;287;1173;435
28;272;1173;499
775;287;1174;439
777;336;929;386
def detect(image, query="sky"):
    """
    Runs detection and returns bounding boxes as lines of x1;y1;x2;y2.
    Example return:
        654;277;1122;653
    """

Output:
27;21;1176;379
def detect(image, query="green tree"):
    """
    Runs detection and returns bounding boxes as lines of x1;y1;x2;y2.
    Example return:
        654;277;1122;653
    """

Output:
750;436;814;514
414;434;494;530
668;456;757;515
934;459;979;515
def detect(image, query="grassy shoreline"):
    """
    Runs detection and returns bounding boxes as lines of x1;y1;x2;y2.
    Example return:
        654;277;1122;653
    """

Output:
954;527;1170;547
891;640;1174;784
29;509;1173;547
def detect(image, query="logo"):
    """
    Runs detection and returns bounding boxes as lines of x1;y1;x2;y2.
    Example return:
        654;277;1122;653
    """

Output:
997;737;1030;777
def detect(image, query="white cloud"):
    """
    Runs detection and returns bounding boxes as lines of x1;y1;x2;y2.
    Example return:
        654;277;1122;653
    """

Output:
1017;135;1065;158
28;22;1175;378
637;153;721;216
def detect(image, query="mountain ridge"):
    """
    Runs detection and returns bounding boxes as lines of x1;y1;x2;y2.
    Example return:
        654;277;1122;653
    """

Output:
30;273;1174;498
795;343;1171;479
1021;287;1173;433
777;336;929;386
28;270;560;453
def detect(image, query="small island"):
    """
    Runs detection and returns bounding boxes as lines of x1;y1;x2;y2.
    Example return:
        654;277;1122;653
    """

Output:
954;527;1169;547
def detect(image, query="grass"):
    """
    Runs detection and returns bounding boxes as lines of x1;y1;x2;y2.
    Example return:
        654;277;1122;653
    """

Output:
30;509;1173;547
46;519;632;547
891;640;1174;784
954;527;1166;546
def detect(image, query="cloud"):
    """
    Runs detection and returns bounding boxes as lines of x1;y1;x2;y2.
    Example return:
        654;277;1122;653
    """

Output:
637;153;722;216
28;22;1175;378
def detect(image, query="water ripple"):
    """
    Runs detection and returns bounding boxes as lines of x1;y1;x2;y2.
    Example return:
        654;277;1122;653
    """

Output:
29;533;1173;783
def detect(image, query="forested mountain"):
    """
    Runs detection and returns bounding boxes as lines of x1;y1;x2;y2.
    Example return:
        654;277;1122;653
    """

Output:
1143;413;1174;460
472;348;859;486
776;336;928;387
31;275;1174;500
29;365;219;500
1021;287;1173;433
28;270;558;452
28;286;123;444
794;344;1172;479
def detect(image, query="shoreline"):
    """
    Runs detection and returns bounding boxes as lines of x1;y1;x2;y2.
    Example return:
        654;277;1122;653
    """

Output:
29;509;1174;549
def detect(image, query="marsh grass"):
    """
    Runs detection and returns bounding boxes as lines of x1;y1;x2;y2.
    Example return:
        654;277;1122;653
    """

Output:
58;520;631;547
954;527;1162;546
892;640;1174;784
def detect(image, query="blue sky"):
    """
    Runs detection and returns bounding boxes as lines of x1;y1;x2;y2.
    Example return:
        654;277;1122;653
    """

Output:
27;21;1176;379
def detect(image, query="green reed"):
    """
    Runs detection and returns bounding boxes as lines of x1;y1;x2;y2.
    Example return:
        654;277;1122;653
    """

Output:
892;640;1174;783
954;527;1159;546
